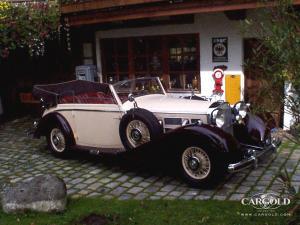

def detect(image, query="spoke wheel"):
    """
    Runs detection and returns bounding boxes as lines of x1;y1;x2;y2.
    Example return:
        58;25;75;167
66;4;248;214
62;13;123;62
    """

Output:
50;128;66;153
126;120;150;148
181;146;211;180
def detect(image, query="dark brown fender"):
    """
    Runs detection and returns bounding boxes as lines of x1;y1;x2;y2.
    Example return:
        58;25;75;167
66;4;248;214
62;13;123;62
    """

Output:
34;112;76;147
233;113;274;146
130;123;243;164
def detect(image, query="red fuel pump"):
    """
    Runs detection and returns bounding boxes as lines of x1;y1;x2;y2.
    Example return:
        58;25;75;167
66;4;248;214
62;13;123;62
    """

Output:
212;68;224;95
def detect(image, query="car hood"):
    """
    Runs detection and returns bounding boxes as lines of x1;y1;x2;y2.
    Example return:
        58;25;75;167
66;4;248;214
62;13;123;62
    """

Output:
122;94;214;114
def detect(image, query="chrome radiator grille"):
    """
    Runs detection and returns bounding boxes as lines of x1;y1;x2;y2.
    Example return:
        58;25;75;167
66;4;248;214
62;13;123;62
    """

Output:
220;103;234;135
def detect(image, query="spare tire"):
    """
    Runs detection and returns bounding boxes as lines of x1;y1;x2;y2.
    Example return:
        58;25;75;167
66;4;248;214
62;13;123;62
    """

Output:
119;108;163;150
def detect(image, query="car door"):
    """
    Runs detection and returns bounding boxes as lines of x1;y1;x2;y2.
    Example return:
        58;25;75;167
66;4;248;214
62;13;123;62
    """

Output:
72;102;124;149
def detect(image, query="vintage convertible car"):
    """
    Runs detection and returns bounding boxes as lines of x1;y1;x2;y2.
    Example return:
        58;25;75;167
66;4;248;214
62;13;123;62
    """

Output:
32;77;281;187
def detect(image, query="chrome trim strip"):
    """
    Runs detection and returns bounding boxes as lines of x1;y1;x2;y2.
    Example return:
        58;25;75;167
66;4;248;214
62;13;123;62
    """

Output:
54;109;122;113
240;143;264;150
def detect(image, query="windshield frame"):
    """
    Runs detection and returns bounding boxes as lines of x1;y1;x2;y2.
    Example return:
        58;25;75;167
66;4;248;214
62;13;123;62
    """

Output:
112;77;167;103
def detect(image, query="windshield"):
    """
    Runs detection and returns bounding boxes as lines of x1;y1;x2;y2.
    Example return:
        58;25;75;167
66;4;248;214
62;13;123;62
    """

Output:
113;77;165;102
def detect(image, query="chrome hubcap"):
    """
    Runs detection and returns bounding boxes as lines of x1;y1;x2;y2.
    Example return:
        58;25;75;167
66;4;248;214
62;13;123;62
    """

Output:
126;120;150;148
182;146;211;180
130;129;142;142
50;128;66;153
188;156;201;171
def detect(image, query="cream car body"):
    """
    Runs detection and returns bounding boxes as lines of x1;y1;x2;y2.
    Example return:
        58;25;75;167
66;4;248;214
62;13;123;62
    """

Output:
42;78;215;149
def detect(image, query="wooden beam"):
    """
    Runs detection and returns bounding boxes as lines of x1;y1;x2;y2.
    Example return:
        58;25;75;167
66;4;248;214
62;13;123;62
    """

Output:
61;0;166;14
67;0;300;26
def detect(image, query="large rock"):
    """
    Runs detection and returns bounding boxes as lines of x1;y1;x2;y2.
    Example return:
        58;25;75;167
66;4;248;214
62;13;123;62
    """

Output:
1;174;67;213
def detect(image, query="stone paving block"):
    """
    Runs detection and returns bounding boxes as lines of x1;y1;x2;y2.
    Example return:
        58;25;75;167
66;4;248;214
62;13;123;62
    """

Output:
244;176;259;182
110;186;127;196
169;191;183;197
70;177;84;185
88;183;103;191
67;189;79;195
229;194;245;201
133;193;149;200
121;182;134;188
160;185;176;192
127;187;144;194
194;195;211;200
138;181;151;188
83;178;98;184
144;186;160;193
102;195;114;200
74;183;88;190
87;192;101;197
99;178;112;184
163;196;177;200
105;182;119;189
174;186;188;192
200;189;216;196
145;176;158;183
108;172;122;179
213;195;227;200
116;175;129;182
179;195;194;200
260;174;274;181
251;186;267;193
228;175;245;184
155;191;169;197
256;180;271;186
78;189;91;196
149;196;162;200
129;177;144;183
235;185;251;194
184;190;200;196
118;194;134;200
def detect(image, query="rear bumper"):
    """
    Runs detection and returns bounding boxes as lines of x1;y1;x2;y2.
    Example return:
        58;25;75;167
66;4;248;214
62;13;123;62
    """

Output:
27;120;39;137
227;141;280;173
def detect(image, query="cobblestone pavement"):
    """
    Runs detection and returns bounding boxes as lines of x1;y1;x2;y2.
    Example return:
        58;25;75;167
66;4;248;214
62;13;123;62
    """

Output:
0;117;299;201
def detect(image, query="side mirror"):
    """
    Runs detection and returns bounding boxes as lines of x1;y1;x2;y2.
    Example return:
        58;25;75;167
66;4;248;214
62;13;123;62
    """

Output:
128;94;135;102
128;93;138;108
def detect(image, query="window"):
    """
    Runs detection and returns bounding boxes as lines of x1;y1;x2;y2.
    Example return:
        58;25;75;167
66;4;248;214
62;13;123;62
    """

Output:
168;35;199;90
101;34;200;91
101;38;129;83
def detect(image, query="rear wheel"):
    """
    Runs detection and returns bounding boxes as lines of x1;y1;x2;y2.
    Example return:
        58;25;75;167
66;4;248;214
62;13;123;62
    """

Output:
47;126;70;158
179;144;225;188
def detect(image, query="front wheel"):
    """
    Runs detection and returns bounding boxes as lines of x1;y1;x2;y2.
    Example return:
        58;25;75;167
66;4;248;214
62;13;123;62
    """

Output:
46;126;70;158
179;145;225;188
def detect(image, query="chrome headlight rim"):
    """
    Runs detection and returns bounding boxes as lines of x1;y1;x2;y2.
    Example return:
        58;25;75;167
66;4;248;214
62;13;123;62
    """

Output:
210;102;230;128
215;109;225;128
234;101;249;119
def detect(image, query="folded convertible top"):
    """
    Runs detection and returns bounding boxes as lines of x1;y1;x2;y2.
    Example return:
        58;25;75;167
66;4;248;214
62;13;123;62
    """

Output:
32;80;110;106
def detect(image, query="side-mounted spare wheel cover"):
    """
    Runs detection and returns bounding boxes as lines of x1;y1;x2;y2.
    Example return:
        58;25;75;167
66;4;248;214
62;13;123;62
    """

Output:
119;108;163;150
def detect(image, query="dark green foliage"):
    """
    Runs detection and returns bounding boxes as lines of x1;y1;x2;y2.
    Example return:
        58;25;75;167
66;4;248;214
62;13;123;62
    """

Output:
243;0;300;137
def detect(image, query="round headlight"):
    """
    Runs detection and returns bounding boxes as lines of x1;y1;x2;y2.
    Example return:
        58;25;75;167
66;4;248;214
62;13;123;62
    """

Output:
211;109;225;128
234;102;249;118
215;109;225;128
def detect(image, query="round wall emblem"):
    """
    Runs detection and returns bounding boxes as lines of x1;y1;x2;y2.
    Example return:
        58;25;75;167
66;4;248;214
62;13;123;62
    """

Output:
213;43;226;57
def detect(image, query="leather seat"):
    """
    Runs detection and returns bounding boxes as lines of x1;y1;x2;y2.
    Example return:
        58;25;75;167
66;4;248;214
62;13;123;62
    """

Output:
60;92;115;104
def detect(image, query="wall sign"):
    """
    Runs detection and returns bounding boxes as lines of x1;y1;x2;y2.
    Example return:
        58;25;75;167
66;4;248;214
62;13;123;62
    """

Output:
212;37;228;62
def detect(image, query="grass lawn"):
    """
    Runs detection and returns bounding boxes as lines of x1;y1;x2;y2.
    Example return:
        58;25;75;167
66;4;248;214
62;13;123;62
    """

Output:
0;197;296;225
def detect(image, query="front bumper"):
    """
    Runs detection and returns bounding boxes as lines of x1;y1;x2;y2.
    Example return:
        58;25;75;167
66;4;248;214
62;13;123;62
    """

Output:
227;140;280;173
